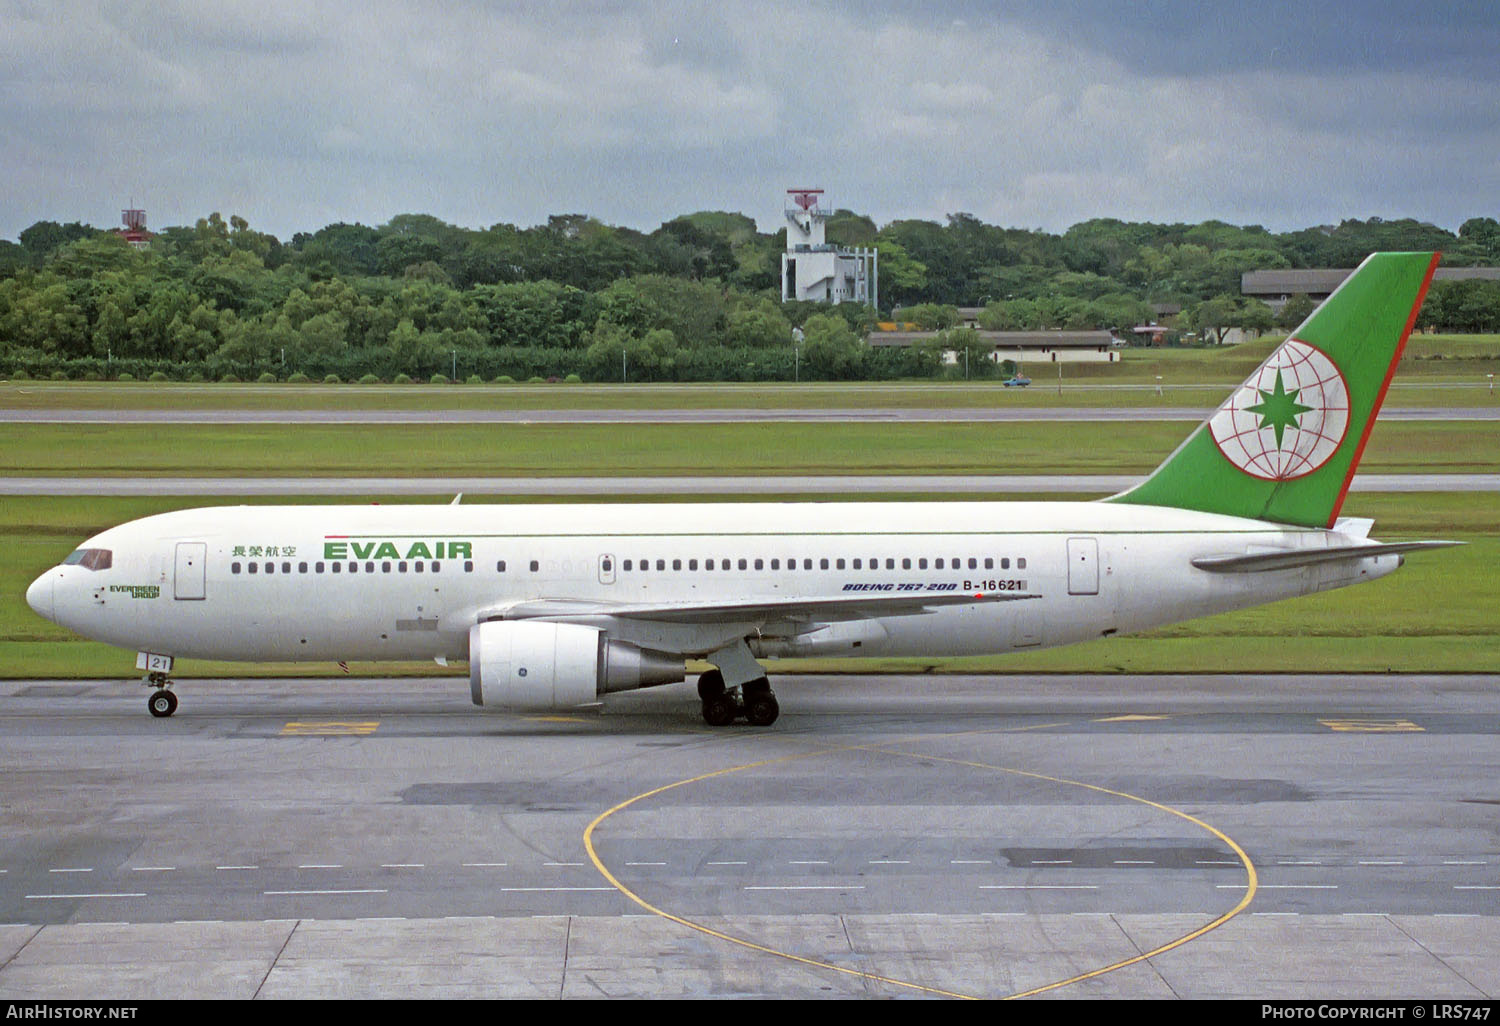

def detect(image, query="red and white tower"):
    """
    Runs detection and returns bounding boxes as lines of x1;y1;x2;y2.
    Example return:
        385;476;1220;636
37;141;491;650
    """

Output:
780;189;877;308
118;208;152;250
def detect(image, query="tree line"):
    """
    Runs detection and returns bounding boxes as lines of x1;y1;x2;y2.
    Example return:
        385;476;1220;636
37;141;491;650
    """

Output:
2;209;1498;382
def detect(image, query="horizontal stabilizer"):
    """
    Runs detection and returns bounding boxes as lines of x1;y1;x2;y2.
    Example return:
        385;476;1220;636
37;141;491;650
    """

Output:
1191;540;1462;574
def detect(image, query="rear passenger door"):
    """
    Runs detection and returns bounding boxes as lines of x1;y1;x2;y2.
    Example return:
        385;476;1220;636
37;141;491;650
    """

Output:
1066;537;1099;596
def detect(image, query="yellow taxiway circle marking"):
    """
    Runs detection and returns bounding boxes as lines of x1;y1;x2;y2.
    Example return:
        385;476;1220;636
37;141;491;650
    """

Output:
584;725;1257;1001
279;721;379;736
1317;719;1424;733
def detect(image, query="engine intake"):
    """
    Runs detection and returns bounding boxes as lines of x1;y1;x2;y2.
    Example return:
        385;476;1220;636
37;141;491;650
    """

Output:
468;620;683;710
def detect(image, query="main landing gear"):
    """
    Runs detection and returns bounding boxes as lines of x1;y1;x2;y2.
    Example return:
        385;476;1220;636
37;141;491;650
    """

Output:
144;672;178;718
697;669;780;727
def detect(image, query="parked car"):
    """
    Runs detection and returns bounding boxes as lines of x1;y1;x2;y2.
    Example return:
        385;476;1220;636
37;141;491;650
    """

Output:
1003;375;1031;388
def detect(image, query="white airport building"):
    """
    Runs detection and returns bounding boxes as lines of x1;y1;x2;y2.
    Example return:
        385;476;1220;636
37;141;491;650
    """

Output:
780;189;878;307
868;329;1122;364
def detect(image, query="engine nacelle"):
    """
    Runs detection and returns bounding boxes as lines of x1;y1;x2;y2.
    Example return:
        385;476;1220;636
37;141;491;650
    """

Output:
468;620;684;710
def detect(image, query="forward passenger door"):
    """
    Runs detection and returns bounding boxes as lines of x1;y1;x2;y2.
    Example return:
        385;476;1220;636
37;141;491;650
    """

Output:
174;542;206;600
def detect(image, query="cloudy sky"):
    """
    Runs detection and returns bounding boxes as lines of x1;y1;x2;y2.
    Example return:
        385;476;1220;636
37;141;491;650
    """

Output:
3;0;1497;242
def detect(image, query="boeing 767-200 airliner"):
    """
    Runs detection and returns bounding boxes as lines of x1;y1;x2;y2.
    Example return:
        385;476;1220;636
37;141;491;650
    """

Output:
26;252;1457;726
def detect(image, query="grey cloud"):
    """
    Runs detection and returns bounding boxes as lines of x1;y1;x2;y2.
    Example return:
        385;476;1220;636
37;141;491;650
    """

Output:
1;0;1494;242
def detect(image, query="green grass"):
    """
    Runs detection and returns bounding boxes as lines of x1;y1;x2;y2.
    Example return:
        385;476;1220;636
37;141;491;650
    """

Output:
1;419;1496;478
4;342;1495;680
2;493;1493;680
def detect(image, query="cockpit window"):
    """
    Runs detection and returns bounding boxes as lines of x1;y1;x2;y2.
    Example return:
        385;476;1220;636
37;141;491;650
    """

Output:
62;548;112;571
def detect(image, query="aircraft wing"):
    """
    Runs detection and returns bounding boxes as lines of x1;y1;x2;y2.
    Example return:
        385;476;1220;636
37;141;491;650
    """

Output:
482;590;1038;625
1191;540;1461;574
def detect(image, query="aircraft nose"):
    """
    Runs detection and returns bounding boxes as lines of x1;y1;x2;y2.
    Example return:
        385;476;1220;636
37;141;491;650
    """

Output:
26;572;53;621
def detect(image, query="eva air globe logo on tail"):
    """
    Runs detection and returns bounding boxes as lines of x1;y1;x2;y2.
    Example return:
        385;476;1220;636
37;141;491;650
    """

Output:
1208;339;1351;481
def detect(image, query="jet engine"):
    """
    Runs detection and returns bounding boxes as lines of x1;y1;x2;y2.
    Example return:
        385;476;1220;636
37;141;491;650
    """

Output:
468;620;684;710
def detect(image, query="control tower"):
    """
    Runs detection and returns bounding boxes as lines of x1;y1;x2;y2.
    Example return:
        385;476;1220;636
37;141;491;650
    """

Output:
780;189;877;308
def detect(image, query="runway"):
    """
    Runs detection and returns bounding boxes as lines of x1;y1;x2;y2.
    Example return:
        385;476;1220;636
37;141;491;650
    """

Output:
2;673;1495;999
3;406;1498;424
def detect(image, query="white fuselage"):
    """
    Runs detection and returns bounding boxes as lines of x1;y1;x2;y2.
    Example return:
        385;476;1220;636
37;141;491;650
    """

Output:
27;500;1401;666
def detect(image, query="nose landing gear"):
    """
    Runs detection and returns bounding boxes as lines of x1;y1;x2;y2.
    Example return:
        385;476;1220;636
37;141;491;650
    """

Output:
144;672;177;718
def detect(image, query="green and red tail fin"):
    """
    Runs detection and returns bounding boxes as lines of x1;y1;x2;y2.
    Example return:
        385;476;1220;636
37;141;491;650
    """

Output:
1108;251;1439;528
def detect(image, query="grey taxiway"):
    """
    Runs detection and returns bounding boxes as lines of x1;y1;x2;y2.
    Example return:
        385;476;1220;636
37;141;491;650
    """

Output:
1;672;1496;999
4;405;1498;424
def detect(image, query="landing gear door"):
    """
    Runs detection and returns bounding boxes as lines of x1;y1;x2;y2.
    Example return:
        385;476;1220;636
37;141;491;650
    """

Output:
174;542;206;600
1066;537;1099;596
